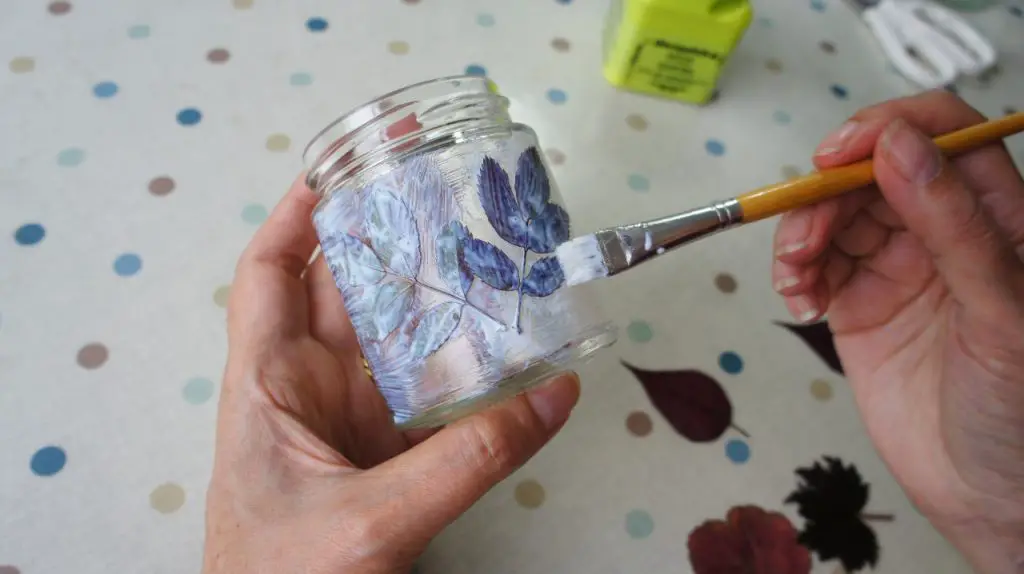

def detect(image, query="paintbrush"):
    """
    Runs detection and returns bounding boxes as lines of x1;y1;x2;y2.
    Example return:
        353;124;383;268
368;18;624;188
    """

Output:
555;112;1024;287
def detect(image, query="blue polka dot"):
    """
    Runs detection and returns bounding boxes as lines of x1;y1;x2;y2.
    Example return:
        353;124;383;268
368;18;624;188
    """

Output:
476;12;495;26
183;377;215;405
705;139;726;156
14;223;45;246
306;17;328;32
1009;5;1022;17
113;253;142;277
830;84;848;99
93;81;118;98
773;110;791;125
465;64;487;76
811;0;826;11
176;108;202;126
56;148;85;166
127;24;150;38
625;509;654;539
241;203;268;224
719;351;743;374
556;0;573;3
627;173;650;192
289;72;313;86
725;439;750;464
31;446;66;476
547;88;567;104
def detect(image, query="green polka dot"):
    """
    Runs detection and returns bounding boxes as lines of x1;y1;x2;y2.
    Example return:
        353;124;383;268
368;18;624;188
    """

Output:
241;204;268;224
627;320;653;343
182;377;215;405
625;509;654;539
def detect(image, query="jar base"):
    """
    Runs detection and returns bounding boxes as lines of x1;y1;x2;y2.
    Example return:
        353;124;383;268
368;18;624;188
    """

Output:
394;324;618;430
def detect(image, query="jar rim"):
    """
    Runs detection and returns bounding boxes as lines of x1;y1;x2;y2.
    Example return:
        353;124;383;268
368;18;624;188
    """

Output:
301;74;495;171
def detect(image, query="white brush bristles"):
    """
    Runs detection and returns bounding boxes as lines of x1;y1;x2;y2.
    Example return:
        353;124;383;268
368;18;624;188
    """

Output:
556;235;609;287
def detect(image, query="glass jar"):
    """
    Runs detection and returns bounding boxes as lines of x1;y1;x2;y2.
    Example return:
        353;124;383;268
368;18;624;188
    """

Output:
303;75;618;429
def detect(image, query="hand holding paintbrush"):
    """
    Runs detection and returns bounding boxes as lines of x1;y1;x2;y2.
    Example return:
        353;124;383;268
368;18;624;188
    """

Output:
555;110;1024;287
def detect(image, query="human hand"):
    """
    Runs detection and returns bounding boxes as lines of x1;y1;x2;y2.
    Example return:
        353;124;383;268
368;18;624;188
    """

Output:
202;176;581;574
772;90;1024;573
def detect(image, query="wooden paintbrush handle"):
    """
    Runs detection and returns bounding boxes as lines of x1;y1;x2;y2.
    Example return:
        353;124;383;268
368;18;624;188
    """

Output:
737;112;1024;223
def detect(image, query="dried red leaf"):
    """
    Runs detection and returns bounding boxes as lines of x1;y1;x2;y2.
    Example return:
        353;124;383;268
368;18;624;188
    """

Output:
776;320;843;375
621;361;733;442
688;505;812;574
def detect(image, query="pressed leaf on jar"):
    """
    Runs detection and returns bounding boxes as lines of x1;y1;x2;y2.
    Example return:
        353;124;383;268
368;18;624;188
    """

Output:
364;189;421;277
477;157;529;248
462;237;520;291
435;221;473;296
372;281;415;340
514;147;551;219
526;203;570;253
521;256;564;297
321;233;385;286
404;301;463;360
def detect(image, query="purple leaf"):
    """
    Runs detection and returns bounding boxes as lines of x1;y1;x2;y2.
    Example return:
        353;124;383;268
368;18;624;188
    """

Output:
527;203;570;253
462;237;520;291
522;256;564;297
436;221;473;296
365;189;421;277
478;157;529;248
321;233;385;286
622;361;736;443
405;301;462;360
776;321;844;375
514;147;550;220
372;281;414;339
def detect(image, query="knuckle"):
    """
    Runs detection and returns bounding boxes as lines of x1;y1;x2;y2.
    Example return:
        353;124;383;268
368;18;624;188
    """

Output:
458;415;522;476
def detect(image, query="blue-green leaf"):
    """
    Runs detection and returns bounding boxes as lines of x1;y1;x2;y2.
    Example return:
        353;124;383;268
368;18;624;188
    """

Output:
321;233;385;286
514;147;551;219
462;237;520;291
407;301;462;360
527;203;570;253
365;189;421;277
478;157;529;248
436;221;473;296
372;281;414;339
522;256;564;297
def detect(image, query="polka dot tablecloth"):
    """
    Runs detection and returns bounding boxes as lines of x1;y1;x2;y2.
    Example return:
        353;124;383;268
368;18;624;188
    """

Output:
2;1;1022;573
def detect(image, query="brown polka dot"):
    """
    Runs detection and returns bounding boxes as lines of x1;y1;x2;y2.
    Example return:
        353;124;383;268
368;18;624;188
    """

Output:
551;37;571;52
77;343;108;369
148;176;175;196
1005;106;1018;116
765;58;783;73
546;149;566;165
213;285;231;308
714;273;737;293
626;411;653;436
810;379;833;401
9;57;35;74
150;483;186;514
387;41;410;55
781;165;802;180
514;479;545;508
819;40;836;54
206;48;230;63
48;1;72;15
265;133;291;152
625;113;648;131
232;0;253;8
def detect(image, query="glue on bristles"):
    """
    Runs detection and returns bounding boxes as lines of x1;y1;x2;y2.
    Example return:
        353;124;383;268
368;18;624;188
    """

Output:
556;234;610;287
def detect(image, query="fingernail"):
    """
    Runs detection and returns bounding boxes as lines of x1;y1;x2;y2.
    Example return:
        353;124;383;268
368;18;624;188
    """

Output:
881;119;941;185
526;373;580;431
775;210;813;256
795;296;819;323
774;276;800;292
815;121;860;156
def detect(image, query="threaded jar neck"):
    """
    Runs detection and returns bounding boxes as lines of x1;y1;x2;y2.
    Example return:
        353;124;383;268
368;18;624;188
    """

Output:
303;75;511;196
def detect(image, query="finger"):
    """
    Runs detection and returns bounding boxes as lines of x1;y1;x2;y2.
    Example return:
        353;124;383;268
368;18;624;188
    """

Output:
772;256;820;296
773;188;877;265
229;175;320;340
236;174;321;280
365;374;581;542
873;119;1024;319
833;211;892;258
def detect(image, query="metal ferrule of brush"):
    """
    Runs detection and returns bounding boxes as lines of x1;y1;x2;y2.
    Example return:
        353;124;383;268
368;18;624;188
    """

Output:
600;199;744;274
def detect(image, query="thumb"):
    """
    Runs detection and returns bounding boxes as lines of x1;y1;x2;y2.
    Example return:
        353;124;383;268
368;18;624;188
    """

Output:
873;118;1024;319
366;373;580;541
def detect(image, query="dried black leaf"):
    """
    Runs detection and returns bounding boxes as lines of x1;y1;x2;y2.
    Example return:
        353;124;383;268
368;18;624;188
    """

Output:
776;320;844;375
785;456;888;573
